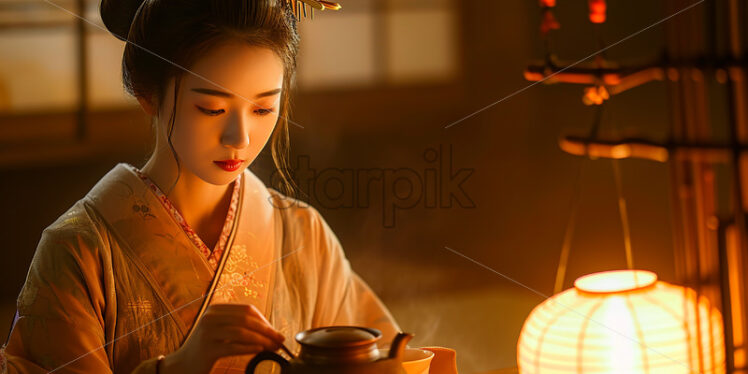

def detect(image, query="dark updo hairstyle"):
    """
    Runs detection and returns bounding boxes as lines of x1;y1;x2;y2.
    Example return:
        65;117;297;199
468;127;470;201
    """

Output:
100;0;298;196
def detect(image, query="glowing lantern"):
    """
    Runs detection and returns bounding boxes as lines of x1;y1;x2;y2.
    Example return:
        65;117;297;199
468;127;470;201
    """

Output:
588;0;607;24
517;270;725;373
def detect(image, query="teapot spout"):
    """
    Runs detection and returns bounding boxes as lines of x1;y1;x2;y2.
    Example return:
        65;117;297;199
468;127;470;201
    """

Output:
387;332;414;359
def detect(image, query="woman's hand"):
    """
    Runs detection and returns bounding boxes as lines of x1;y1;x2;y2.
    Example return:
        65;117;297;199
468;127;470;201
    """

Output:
160;304;285;374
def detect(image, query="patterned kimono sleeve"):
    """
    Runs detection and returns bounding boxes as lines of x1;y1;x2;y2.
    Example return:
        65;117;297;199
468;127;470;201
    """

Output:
308;207;402;346
1;222;114;374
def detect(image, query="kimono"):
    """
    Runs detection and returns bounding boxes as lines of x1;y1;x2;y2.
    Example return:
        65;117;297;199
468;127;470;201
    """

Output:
0;163;400;374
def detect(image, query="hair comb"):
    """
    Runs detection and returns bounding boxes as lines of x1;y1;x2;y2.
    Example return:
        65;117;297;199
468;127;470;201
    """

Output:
284;0;342;21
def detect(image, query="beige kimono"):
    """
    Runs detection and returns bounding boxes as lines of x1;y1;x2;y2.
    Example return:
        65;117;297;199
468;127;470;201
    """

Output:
0;163;399;374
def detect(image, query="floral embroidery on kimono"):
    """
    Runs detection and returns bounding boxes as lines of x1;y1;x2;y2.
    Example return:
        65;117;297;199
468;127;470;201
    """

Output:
212;244;265;303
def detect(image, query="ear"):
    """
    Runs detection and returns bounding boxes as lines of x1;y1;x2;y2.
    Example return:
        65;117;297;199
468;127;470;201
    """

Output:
136;95;157;117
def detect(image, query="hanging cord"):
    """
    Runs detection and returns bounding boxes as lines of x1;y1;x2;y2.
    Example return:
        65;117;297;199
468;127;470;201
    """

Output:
553;3;611;293
605;90;636;273
552;107;637;294
612;158;635;270
553;105;605;294
554;1;639;292
552;158;583;294
608;109;639;291
590;2;635;271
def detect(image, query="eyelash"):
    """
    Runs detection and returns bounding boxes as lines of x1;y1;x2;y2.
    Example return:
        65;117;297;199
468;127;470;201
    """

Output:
196;106;275;116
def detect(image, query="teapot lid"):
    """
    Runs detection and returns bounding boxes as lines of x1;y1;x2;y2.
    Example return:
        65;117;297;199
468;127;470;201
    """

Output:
296;326;381;349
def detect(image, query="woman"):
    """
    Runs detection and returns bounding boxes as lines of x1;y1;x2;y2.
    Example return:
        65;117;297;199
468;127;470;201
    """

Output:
0;0;400;373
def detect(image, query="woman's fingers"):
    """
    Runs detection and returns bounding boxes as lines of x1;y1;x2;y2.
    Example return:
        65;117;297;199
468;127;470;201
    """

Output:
203;305;285;343
240;314;285;343
211;326;281;350
244;304;273;326
207;313;284;342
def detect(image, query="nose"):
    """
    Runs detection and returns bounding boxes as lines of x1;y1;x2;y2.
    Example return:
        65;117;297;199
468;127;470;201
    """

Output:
220;112;250;150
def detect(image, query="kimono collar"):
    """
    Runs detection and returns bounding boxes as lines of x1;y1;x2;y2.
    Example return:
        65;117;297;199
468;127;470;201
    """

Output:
85;162;276;244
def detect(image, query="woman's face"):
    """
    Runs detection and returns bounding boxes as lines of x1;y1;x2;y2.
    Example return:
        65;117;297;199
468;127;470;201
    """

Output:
154;41;285;186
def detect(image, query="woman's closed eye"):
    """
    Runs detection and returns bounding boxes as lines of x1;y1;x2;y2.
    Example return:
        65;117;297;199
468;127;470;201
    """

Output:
255;108;275;116
196;105;225;116
196;105;275;116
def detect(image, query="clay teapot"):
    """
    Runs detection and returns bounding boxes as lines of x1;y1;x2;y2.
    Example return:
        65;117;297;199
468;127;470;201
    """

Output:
245;326;413;374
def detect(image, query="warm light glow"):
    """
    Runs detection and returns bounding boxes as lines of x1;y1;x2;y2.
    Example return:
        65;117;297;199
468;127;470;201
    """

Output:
574;269;657;293
517;270;725;373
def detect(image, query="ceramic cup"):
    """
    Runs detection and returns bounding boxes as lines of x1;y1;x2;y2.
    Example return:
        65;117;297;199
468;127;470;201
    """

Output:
378;348;435;374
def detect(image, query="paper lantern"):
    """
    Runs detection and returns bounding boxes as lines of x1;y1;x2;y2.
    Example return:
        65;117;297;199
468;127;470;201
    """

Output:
517;270;725;373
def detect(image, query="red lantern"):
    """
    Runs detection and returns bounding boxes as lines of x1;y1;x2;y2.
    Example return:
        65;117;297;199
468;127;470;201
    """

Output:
541;10;561;35
588;0;606;23
539;0;556;7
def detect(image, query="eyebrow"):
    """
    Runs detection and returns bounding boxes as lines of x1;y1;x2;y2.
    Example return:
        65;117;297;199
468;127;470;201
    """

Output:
190;87;282;99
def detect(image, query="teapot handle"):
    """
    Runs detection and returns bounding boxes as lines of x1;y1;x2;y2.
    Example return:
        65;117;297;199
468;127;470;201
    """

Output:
245;351;290;374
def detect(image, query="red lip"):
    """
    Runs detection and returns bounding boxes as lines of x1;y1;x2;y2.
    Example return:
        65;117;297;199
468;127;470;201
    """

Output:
214;159;244;172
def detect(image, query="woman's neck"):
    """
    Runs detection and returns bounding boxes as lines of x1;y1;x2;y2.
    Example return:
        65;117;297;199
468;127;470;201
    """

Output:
140;153;232;235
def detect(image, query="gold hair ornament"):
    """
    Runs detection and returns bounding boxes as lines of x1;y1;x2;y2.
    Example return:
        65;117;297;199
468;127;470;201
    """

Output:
284;0;342;21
